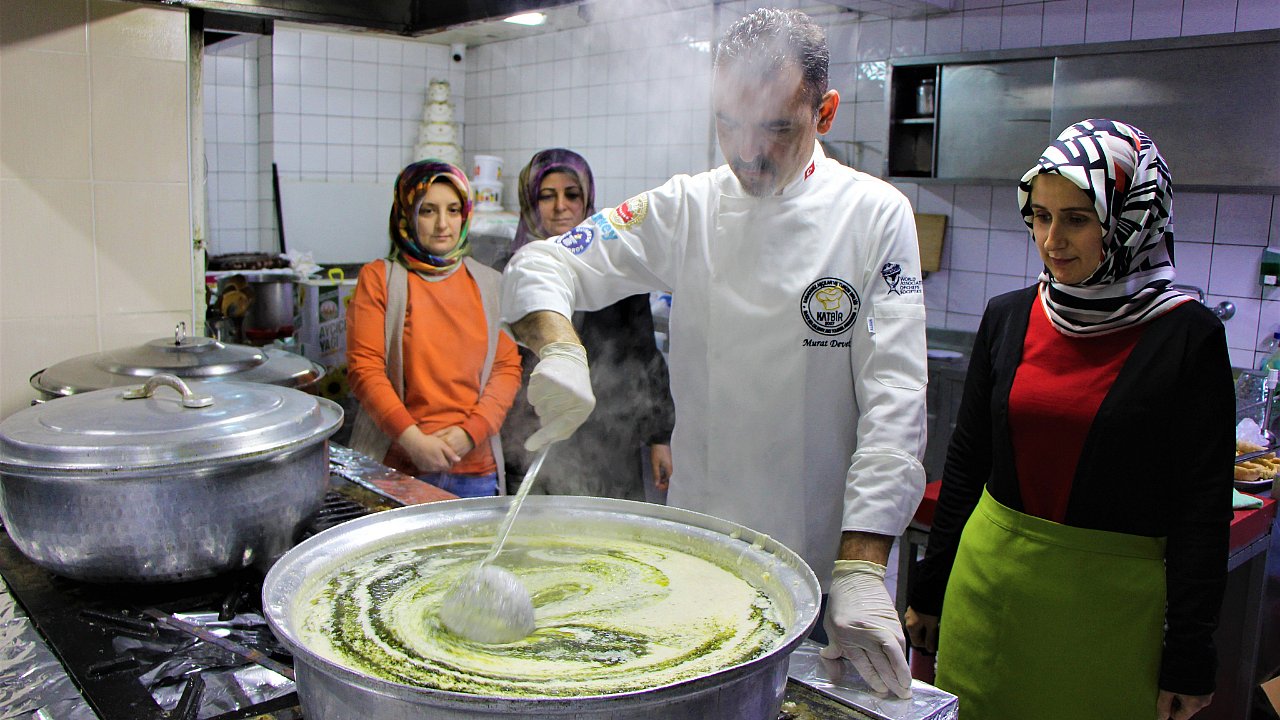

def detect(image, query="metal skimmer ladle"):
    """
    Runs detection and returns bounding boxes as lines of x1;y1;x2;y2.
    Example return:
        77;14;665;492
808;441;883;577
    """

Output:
438;444;552;643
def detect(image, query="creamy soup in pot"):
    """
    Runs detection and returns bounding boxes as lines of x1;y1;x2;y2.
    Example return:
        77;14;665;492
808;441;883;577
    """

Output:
294;534;786;697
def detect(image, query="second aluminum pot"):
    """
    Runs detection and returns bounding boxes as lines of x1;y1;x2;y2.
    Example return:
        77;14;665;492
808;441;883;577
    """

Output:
0;374;344;582
264;496;821;720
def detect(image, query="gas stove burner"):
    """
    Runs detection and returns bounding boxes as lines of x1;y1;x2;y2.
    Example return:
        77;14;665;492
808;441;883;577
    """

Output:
0;480;381;720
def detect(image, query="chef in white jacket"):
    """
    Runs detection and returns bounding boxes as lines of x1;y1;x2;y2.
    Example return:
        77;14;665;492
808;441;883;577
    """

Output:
501;8;927;698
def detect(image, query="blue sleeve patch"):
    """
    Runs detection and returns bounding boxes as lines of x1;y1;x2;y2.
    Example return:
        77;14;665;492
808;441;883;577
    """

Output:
557;226;596;255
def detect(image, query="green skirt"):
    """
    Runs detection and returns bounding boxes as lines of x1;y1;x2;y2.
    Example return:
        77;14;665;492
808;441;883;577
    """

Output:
936;489;1166;720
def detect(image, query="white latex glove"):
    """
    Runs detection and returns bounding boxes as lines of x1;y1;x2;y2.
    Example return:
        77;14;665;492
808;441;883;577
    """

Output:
819;560;913;699
523;342;595;452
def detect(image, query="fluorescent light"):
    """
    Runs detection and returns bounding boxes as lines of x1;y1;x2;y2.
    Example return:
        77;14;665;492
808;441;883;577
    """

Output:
503;12;546;26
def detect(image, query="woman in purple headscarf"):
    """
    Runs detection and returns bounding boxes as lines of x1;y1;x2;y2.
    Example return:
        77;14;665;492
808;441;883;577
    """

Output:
501;148;676;501
347;159;522;498
904;120;1233;720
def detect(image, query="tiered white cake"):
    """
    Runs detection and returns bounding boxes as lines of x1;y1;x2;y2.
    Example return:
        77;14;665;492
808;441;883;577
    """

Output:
413;80;463;167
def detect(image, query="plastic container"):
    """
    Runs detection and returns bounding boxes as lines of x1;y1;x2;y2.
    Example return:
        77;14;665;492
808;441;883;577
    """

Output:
472;179;503;211
1262;247;1280;287
473;155;503;183
1261;331;1280;371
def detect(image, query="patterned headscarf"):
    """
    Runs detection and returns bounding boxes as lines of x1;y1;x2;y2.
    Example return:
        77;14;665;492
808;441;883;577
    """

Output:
389;159;472;276
512;148;596;252
1017;119;1191;336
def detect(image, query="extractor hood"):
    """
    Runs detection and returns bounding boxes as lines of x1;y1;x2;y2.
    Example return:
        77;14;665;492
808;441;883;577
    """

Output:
127;0;580;36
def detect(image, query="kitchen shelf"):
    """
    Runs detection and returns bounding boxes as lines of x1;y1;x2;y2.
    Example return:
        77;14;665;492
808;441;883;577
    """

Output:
886;64;940;178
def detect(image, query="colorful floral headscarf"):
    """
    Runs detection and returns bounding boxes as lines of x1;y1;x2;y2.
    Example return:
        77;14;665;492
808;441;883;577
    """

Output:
389;159;472;276
512;148;596;252
1017;119;1190;336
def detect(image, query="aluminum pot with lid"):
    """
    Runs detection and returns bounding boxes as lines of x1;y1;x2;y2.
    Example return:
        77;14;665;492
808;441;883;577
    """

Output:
0;374;343;582
263;496;820;719
29;322;324;401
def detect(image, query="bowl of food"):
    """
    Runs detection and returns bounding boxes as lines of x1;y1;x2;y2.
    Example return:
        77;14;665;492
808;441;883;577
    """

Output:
262;495;820;719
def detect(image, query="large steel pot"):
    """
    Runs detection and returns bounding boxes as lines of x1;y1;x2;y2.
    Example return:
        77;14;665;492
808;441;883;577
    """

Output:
29;322;324;401
263;496;820;720
0;374;343;582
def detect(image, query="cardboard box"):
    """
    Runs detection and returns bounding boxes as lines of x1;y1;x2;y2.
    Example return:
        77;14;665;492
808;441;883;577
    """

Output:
293;273;358;403
1263;673;1280;716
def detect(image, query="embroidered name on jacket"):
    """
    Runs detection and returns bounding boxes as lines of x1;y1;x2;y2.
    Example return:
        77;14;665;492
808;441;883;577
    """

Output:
587;211;618;241
801;277;859;337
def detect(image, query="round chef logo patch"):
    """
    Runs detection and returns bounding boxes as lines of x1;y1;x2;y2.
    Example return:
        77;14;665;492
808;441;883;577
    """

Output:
557;226;595;255
801;277;859;336
608;193;649;230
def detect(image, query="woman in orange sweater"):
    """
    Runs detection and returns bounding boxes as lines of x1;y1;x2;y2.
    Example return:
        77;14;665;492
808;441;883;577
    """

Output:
347;159;522;497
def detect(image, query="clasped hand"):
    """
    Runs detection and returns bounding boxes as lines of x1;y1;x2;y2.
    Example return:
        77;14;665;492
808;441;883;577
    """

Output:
398;425;472;473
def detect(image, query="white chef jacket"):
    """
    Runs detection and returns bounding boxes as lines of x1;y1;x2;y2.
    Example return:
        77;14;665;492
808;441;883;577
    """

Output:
501;143;927;587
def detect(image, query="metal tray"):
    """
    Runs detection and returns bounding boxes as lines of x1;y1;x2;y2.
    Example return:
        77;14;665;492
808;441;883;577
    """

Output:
786;641;957;720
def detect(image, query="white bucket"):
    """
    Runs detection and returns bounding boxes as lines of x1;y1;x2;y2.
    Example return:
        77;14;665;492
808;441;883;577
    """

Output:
472;179;502;211
472;155;503;183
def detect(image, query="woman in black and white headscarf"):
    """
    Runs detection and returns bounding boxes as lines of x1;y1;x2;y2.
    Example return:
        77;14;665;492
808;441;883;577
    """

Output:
905;120;1234;720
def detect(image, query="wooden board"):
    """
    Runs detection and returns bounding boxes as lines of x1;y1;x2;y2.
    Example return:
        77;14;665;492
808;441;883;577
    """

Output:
915;213;947;273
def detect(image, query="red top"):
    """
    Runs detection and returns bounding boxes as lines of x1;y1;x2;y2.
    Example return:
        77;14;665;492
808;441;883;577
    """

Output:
1007;299;1144;523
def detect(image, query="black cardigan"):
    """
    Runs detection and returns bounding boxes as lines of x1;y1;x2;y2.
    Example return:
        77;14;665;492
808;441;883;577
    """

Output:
500;294;675;498
909;286;1234;695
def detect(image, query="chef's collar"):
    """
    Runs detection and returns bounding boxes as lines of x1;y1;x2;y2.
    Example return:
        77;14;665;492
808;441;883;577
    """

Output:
720;140;825;199
775;140;825;198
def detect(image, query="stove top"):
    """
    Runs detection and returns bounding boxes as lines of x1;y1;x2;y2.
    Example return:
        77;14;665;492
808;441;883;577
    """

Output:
0;481;388;720
0;454;880;720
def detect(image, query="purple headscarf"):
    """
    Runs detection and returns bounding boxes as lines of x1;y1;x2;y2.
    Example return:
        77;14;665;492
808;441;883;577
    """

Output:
512;148;596;252
389;159;472;275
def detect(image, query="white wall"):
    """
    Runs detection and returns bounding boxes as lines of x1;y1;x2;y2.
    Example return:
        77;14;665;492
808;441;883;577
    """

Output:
457;0;1279;367
862;0;1280;369
202;0;1280;368
464;2;718;211
0;0;195;418
203;24;465;258
204;34;272;254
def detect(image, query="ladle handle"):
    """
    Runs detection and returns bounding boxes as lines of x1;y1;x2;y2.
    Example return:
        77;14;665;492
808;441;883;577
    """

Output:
482;443;552;565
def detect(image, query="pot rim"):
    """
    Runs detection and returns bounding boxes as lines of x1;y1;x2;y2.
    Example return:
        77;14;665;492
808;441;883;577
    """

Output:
263;496;820;706
0;379;343;472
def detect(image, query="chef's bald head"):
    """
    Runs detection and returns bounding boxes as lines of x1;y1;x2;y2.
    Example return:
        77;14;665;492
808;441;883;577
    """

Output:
714;8;829;113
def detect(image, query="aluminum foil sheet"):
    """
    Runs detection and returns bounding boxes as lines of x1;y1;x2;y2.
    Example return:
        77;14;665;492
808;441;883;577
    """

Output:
0;576;97;720
113;611;295;717
787;641;958;720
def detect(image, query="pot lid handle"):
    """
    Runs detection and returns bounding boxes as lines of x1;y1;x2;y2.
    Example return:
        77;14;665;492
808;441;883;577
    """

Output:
121;373;214;408
174;321;186;345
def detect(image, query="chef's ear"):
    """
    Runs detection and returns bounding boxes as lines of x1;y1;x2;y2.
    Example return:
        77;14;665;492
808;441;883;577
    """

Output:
816;89;839;134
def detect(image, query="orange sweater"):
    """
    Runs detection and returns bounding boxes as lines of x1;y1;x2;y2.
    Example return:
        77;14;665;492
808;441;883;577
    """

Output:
346;260;522;475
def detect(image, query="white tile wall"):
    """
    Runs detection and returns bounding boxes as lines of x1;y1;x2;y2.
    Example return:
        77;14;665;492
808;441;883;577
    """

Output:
272;26;461;181
199;0;1279;366
464;3;719;211
203;35;269;255
857;0;1280;367
203;24;463;256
